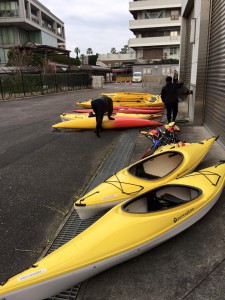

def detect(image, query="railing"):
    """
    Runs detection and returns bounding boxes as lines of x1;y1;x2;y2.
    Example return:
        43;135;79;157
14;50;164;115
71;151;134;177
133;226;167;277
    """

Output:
0;72;92;100
129;35;180;47
0;10;19;17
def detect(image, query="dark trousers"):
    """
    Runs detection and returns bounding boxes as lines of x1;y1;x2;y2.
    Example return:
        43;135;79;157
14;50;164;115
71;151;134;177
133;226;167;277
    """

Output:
91;100;104;132
165;102;178;123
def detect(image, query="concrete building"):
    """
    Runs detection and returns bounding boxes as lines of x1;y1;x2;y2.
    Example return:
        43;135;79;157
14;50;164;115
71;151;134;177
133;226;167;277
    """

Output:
97;51;136;69
128;0;182;62
180;0;225;148
0;0;65;65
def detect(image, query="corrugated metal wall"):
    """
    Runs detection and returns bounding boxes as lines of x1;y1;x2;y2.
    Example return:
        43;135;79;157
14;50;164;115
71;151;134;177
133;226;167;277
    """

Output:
204;0;225;145
183;15;193;85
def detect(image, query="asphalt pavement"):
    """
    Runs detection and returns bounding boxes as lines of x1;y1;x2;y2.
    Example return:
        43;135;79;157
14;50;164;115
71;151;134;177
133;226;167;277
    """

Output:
1;82;225;300
0;85;135;284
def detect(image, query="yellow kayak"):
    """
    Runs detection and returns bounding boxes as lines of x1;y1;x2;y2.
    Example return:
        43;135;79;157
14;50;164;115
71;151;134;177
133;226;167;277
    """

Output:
74;136;217;219
76;98;164;108
60;112;162;122
52;116;163;129
99;92;160;102
1;162;224;300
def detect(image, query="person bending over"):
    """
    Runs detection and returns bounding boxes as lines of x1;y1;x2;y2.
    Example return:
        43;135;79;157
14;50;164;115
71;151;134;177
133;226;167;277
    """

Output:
91;95;114;137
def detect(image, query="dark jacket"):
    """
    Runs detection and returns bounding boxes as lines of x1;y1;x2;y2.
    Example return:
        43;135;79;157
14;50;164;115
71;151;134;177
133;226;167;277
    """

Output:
161;82;183;105
91;96;113;118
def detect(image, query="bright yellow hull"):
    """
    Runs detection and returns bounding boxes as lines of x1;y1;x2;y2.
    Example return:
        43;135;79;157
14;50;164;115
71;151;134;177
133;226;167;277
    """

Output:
76;98;164;109
60;112;162;122
1;162;224;300
74;136;217;219
100;92;160;102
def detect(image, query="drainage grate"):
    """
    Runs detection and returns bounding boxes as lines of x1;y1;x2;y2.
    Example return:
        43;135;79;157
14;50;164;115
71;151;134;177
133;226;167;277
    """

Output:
44;128;139;300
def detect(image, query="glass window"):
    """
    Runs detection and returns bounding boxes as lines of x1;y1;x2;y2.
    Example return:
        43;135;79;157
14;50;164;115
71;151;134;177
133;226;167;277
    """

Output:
4;48;9;63
144;10;163;19
143;68;152;75
0;1;19;17
162;67;171;75
2;28;15;44
171;10;179;20
170;31;178;40
170;48;177;55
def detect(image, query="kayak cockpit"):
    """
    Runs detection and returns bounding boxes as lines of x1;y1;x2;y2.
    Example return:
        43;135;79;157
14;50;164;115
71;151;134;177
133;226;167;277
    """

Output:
128;152;183;180
122;185;201;213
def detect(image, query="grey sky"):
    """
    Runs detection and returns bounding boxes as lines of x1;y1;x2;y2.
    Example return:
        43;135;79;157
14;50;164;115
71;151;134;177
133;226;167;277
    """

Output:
43;0;135;57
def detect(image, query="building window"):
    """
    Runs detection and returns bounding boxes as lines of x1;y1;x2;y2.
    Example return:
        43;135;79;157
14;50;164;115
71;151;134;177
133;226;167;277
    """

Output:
0;27;15;44
170;47;177;55
108;63;111;67
0;1;18;17
162;67;171;75
143;68;152;75
170;31;178;40
144;10;163;19
171;10;179;20
115;63;119;67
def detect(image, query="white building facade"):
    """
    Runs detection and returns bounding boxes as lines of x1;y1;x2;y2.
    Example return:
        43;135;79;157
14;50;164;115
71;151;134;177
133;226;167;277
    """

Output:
0;0;65;65
128;0;182;62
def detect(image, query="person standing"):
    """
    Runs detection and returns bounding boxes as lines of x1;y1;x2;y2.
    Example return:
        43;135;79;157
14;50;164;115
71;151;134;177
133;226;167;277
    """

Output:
173;70;179;83
161;76;182;123
91;95;115;137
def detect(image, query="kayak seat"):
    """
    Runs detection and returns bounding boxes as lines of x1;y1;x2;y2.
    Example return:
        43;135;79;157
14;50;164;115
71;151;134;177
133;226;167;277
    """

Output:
147;195;161;211
160;193;187;205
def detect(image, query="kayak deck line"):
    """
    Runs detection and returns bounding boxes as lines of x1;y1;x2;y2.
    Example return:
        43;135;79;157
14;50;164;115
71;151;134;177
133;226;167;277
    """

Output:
40;129;139;300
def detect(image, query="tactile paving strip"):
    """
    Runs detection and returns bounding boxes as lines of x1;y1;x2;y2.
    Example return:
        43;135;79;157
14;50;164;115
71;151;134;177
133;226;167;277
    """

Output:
44;128;139;300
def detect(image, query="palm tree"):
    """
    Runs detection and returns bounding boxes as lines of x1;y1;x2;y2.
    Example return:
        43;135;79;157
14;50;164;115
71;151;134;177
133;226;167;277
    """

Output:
110;47;117;54
86;48;93;55
74;47;80;58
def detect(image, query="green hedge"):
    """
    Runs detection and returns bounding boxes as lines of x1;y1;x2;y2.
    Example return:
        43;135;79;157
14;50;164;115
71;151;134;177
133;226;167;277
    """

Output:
0;73;92;99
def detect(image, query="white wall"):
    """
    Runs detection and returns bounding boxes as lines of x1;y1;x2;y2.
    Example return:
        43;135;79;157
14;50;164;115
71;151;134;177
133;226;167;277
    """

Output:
190;0;201;85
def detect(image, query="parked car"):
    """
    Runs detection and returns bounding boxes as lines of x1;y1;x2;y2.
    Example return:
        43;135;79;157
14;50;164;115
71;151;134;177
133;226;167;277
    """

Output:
132;72;142;83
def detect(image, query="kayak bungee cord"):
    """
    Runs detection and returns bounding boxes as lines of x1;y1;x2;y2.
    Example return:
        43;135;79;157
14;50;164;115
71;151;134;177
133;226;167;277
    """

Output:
184;161;225;186
104;173;144;195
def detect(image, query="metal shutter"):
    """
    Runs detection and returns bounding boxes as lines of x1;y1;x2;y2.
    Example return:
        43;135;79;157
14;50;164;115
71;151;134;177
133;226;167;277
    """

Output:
204;0;225;145
184;16;193;85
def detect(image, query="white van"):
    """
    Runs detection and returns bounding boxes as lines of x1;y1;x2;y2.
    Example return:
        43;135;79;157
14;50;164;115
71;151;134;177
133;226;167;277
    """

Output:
132;72;142;83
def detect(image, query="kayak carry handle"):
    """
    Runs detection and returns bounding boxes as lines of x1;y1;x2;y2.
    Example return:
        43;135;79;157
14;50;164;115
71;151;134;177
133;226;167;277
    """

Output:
75;191;100;206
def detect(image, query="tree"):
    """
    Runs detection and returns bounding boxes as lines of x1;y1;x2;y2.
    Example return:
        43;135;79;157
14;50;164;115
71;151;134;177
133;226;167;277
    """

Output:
86;48;93;55
120;45;129;54
7;48;33;68
74;47;80;58
111;47;117;54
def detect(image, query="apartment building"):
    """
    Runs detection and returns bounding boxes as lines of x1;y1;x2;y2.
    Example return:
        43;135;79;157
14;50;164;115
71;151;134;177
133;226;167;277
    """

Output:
97;51;136;68
128;0;182;62
0;0;65;65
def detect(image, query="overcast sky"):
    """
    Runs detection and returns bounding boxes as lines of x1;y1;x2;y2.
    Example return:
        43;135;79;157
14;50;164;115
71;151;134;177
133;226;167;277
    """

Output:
43;0;135;58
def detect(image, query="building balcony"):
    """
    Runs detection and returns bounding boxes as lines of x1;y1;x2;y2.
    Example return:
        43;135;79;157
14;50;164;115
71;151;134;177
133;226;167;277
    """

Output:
129;0;181;12
0;10;19;17
129;17;181;30
129;35;180;48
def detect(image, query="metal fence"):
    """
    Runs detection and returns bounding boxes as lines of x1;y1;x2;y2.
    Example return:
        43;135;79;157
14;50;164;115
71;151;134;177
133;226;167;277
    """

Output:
0;72;92;100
